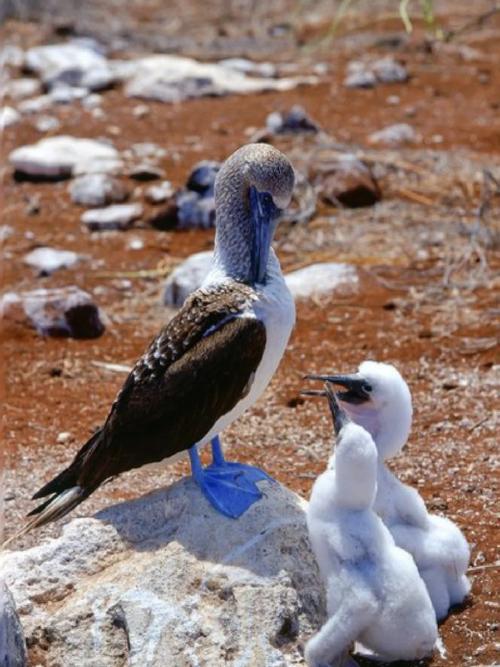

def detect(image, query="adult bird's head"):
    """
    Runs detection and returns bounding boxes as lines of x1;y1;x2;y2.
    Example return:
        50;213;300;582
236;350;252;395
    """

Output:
306;360;413;461
213;143;295;285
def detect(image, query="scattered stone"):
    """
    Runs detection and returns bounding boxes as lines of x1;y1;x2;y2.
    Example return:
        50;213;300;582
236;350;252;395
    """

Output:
123;54;315;103
371;56;408;83
218;57;277;78
56;432;71;444
70;174;128;207
17;95;52;115
73;156;124;177
266;105;319;134
344;63;377;89
24;195;41;216
0;44;24;68
145;180;174;204
185;160;220;193
10;136;119;179
49;83;88;104
319;155;381;208
127;237;144;250
128;164;165;181
33;115;60;133
285;263;359;300
4;77;41;100
24;247;80;276
0;287;105;338
81;93;102;109
163;251;213;306
132;103;150;118
25;42;115;91
0;106;21;129
81;203;143;231
129;142;166;161
0;478;324;666
0;581;27;667
163;254;358;305
0;225;14;243
368;122;418;146
345;57;408;88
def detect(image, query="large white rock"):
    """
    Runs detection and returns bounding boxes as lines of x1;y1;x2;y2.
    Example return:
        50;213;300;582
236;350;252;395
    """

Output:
70;174;128;207
285;263;359;300
122;55;316;102
0;479;324;666
0;580;27;667
24;247;80;275
9;136;119;178
81;203;143;231
368;123;418;147
25;42;115;91
164;254;359;307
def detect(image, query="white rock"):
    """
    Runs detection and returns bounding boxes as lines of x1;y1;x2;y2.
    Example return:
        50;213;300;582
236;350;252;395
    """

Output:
163;251;213;307
0;286;105;338
81;203;143;231
371;57;408;83
145;180;174;204
218;57;277;78
17;94;52;115
25;42;114;91
24;247;80;275
0;106;21;129
164;255;358;307
9;136;119;178
0;44;23;68
73;156;124;176
81;93;102;109
344;57;408;88
4;77;41;100
0;478;324;666
0;225;14;242
368;123;418;146
49;83;88;104
70;174;128;207
33;115;60;133
0;580;27;667
344;64;376;89
123;55;316;102
285;263;359;300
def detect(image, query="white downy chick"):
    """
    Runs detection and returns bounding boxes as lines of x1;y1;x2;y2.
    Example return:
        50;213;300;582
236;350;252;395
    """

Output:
309;361;471;621
305;384;437;667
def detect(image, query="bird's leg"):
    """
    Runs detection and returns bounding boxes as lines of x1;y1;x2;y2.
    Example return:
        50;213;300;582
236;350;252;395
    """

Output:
187;439;272;519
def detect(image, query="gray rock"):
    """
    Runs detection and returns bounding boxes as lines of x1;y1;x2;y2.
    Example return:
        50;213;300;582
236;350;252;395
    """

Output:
17;94;52;115
0;478;324;667
24;247;80;275
163;251;213;306
372;56;408;83
33;115;60;133
73;156;124;177
368;122;418;146
70;174;128;207
0;106;20;129
145;180;174;204
25;42;114;91
285;263;359;300
81;93;102;109
0;286;105;338
164;254;358;307
123;55;316;103
266;106;319;135
344;63;376;89
0;580;27;667
4;77;41;100
9;136;119;178
344;57;408;88
48;83;89;104
81;203;143;231
218;57;277;78
129;142;166;161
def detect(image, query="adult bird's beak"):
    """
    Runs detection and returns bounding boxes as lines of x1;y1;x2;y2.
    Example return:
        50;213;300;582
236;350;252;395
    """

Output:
305;373;372;405
249;185;281;284
301;384;349;435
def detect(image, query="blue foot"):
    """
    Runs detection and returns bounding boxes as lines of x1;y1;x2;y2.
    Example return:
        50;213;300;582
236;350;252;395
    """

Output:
188;437;272;519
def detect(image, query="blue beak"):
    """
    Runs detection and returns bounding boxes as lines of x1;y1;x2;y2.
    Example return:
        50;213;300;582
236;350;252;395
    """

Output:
249;186;281;284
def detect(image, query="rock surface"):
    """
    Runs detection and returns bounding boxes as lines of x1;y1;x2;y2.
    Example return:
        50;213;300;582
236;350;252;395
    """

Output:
368;122;418;146
81;203;143;231
122;54;315;102
0;581;27;667
163;250;213;306
344;57;408;89
0;479;324;666
164;254;358;306
70;174;129;207
0;286;105;338
23;247;80;275
0;106;21;129
10;136;119;179
266;105;319;135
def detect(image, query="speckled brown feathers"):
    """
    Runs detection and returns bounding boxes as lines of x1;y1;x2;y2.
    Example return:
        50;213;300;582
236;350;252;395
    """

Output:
32;281;266;500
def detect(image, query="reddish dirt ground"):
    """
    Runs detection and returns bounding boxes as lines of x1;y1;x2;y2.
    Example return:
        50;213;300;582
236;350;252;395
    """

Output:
1;3;499;666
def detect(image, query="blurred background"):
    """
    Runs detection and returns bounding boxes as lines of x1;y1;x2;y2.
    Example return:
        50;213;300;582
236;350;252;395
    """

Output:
1;2;499;664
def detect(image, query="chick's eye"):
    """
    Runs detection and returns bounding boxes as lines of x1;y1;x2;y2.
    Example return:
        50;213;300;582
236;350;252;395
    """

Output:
364;382;373;393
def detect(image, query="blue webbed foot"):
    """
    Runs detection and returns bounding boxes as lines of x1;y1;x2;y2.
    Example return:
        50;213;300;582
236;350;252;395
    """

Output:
188;437;273;519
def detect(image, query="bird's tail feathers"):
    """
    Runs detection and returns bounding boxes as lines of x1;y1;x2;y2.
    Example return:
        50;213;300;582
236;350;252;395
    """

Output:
1;486;86;550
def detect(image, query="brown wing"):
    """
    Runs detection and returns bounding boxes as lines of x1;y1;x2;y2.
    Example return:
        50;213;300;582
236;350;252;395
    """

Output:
34;283;267;498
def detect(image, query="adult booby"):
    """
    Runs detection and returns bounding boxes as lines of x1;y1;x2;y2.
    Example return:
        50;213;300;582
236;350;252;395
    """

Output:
307;361;470;620
4;144;296;547
304;383;437;667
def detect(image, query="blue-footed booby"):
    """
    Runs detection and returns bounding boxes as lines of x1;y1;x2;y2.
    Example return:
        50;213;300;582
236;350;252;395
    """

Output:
4;144;295;547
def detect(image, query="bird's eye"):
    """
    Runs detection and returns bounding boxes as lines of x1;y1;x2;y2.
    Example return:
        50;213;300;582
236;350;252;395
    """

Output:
363;382;373;393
